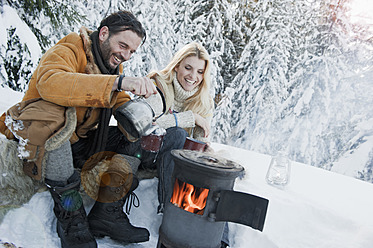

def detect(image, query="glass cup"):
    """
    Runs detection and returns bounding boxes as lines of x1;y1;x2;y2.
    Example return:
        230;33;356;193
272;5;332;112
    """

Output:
265;153;291;186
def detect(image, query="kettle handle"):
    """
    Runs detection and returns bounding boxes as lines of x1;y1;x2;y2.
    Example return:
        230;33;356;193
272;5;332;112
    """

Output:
156;86;167;119
135;86;167;121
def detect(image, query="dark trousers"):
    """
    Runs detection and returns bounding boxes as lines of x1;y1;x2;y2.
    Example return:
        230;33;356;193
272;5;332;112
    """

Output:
72;126;188;209
72;126;228;244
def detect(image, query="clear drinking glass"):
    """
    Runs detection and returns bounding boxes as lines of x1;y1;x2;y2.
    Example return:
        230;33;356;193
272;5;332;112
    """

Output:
265;153;291;186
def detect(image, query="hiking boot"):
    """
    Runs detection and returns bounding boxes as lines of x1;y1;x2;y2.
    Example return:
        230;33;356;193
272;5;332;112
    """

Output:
88;194;149;244
88;160;149;244
46;171;97;248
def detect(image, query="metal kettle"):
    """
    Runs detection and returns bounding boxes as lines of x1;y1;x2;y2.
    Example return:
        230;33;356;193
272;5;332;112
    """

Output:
114;87;166;139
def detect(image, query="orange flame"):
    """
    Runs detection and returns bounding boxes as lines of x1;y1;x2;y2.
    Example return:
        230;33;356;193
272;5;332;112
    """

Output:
170;178;209;215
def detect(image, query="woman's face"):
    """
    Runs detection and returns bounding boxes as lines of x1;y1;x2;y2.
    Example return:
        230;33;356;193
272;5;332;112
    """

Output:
175;56;206;91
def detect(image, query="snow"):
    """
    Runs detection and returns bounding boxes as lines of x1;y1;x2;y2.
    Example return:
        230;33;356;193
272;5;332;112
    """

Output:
0;5;41;64
1;86;373;248
0;86;24;112
331;134;373;176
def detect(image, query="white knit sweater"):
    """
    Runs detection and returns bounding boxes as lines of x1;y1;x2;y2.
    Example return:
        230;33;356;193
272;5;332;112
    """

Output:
151;75;211;142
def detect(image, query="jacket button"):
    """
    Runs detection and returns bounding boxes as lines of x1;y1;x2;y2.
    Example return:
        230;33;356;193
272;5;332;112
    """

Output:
32;165;38;175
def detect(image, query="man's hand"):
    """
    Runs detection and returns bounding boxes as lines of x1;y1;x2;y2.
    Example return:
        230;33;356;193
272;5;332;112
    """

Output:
113;76;157;98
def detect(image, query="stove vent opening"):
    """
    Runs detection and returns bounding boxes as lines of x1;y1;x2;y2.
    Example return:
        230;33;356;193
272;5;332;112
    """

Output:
170;178;209;215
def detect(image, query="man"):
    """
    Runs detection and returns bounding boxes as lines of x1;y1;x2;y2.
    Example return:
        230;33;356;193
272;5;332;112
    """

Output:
0;10;168;248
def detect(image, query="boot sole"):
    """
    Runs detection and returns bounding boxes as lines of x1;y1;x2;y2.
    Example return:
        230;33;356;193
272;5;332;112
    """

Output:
58;223;97;248
60;236;97;248
91;228;149;244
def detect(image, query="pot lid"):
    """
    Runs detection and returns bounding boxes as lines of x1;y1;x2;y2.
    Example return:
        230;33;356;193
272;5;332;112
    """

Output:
173;149;244;172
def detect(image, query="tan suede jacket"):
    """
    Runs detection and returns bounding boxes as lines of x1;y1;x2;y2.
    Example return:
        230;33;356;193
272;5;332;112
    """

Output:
0;27;131;179
0;27;131;141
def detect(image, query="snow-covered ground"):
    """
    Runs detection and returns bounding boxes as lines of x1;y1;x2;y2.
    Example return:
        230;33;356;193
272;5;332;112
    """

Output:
1;85;373;248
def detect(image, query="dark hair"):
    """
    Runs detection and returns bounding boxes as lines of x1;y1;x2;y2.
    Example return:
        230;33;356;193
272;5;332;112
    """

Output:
98;10;146;45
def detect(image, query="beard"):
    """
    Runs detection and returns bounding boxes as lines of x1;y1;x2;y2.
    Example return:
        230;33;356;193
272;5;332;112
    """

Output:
100;38;118;70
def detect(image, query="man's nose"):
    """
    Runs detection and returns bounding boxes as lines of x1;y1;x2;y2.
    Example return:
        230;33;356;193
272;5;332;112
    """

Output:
121;50;131;61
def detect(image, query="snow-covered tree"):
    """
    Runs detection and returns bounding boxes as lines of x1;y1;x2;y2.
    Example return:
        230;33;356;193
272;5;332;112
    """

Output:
227;0;373;184
0;0;85;92
122;0;180;76
1;0;372;183
0;27;33;91
280;0;373;170
211;87;235;143
6;0;85;51
174;0;242;143
230;0;294;153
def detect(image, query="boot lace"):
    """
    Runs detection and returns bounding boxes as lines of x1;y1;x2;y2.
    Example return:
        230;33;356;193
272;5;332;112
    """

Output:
106;192;140;219
124;192;140;215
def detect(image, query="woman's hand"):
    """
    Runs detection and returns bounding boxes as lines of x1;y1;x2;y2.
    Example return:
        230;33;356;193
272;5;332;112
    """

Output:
193;113;210;138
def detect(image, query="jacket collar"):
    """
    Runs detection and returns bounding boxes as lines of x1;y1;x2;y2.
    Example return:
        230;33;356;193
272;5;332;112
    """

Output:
79;26;102;75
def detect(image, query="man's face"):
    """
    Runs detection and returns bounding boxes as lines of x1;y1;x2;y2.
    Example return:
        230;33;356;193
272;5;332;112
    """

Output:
99;26;142;70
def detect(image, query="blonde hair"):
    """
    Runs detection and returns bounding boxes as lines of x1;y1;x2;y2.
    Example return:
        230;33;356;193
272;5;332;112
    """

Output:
148;42;213;117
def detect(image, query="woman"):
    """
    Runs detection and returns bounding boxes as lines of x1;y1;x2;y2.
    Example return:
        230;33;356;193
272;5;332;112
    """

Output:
109;42;213;210
147;42;230;247
131;42;213;209
148;41;214;146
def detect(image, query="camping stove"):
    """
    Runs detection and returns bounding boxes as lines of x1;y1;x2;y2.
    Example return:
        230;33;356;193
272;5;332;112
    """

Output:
157;150;269;248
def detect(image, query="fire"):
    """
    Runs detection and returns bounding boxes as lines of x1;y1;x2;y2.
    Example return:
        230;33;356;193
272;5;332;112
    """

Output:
170;178;209;215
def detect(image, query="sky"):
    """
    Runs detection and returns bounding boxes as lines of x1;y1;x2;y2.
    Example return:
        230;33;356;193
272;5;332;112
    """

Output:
345;0;373;34
1;86;373;248
347;0;373;24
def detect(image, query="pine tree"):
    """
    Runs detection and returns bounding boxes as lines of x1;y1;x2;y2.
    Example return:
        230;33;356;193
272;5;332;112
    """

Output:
230;0;293;153
228;0;253;71
212;87;235;143
121;0;180;77
279;0;368;168
173;0;199;43
1;27;33;91
227;0;373;178
1;0;85;92
6;0;85;51
76;0;114;30
173;0;240;143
